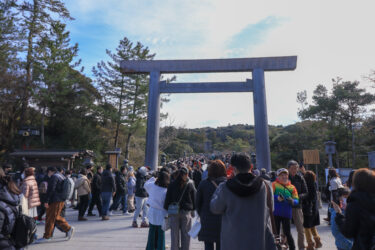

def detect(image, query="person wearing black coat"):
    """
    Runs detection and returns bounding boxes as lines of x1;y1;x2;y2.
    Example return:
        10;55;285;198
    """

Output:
100;164;116;220
0;168;21;250
132;167;149;228
87;166;103;216
302;171;322;250
110;167;128;214
334;168;375;250
196;160;227;250
288;160;308;249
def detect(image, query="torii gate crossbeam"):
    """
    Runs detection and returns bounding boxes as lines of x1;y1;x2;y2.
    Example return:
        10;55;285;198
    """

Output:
121;56;297;171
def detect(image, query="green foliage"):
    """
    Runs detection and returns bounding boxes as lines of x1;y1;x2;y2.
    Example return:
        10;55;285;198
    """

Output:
93;37;156;158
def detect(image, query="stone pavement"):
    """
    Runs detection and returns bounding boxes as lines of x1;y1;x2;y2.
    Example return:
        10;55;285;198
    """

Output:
28;205;336;250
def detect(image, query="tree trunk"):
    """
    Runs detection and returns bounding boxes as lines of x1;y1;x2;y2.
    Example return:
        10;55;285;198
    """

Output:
20;0;38;124
351;125;356;168
124;132;132;160
41;105;46;146
114;78;125;148
124;79;140;160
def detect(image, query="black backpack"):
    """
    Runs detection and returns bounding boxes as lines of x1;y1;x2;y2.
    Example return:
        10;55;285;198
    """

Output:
11;208;37;248
55;173;73;200
0;204;36;248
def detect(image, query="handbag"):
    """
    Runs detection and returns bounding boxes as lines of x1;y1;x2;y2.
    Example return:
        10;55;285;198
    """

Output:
188;216;201;239
167;183;189;215
19;194;29;216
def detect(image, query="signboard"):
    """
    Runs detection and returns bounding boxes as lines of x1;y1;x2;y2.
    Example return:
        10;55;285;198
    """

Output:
303;150;320;165
109;154;117;169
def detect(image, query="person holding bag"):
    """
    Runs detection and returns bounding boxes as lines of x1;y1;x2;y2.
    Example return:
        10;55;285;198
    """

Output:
164;167;196;250
21;167;41;218
145;170;170;250
75;168;91;221
196;160;227;250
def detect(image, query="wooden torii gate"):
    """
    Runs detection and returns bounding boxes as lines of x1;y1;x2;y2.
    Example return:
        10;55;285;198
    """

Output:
121;56;297;171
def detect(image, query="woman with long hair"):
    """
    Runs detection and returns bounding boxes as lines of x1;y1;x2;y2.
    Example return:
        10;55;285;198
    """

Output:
145;170;170;250
0;167;21;249
333;168;375;250
127;170;136;213
303;171;322;250
21;167;41;219
164;167;196;250
196;160;227;250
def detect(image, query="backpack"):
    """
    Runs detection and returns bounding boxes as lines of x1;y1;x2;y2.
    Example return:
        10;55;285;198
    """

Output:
0;203;36;248
60;175;73;200
11;208;37;248
39;181;48;194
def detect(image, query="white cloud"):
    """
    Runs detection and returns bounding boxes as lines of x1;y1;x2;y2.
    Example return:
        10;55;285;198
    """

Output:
66;0;375;128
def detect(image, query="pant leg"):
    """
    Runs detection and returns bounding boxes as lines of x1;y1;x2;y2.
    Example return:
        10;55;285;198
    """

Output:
54;202;71;232
216;240;221;250
88;193;98;214
304;228;313;245
44;202;71;239
274;215;282;235
156;225;165;250
146;223;156;250
78;195;89;217
121;194;127;213
96;194;103;216
101;192;111;216
169;214;180;250
110;193;121;211
128;194;135;211
292;208;305;248
133;196;143;222
141;198;149;222
37;205;46;220
180;211;192;250
204;242;214;250
281;217;295;250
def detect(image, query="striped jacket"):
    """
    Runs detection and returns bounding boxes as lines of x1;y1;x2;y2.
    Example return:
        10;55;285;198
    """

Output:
272;179;299;219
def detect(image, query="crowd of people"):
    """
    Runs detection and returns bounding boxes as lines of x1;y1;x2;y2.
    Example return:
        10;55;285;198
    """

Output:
0;152;374;250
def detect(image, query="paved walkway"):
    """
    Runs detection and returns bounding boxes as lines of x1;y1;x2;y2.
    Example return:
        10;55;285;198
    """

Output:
28;205;336;250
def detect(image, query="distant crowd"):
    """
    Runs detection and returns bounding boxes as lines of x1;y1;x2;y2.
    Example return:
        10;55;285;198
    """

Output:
0;153;374;250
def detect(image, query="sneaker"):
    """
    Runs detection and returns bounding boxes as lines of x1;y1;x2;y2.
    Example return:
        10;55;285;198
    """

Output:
34;237;52;244
132;221;138;228
102;216;110;220
87;213;96;216
140;221;149;228
109;211;113;216
66;227;75;240
78;217;88;221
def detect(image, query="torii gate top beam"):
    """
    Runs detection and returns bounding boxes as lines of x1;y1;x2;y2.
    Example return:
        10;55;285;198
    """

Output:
120;56;297;74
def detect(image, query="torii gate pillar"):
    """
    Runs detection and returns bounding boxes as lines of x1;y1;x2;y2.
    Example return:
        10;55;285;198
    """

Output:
252;69;271;171
121;56;297;171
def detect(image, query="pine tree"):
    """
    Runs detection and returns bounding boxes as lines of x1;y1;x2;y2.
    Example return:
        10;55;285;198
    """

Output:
0;0;24;155
32;21;79;145
93;37;155;159
16;0;73;123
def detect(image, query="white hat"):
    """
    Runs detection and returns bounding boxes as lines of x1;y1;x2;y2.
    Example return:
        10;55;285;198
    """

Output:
276;168;289;176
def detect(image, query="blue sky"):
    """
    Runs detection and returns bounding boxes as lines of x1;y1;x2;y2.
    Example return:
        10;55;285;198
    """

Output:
64;0;375;128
